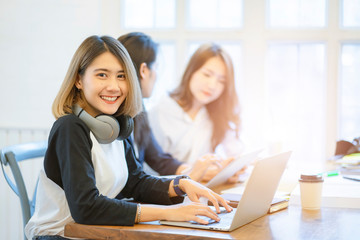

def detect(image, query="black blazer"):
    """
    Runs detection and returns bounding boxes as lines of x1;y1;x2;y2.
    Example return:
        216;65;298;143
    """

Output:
135;130;182;176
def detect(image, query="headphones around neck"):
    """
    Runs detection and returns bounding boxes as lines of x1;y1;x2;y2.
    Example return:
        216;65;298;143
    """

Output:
72;104;134;144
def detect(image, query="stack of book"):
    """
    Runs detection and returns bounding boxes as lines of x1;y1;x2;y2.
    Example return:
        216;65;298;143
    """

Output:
335;153;360;180
219;193;289;214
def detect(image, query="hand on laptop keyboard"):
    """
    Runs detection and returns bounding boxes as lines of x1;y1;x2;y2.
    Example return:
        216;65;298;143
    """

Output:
190;207;230;225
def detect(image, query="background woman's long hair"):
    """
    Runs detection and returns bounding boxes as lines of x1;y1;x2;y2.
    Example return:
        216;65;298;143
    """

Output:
118;32;159;149
171;43;241;151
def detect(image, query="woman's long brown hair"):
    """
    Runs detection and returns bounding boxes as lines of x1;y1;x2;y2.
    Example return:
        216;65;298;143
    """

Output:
171;43;241;151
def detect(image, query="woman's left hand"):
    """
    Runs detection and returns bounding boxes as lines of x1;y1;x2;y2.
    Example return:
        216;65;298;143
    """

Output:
226;165;247;183
179;179;232;213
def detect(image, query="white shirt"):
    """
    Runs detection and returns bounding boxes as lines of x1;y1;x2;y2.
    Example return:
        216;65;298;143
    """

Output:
148;94;243;164
25;133;129;239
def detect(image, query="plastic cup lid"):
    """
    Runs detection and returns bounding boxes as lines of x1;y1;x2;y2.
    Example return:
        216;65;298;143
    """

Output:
299;174;324;182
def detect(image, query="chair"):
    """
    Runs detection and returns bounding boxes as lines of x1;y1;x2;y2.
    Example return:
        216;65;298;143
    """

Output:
0;140;47;240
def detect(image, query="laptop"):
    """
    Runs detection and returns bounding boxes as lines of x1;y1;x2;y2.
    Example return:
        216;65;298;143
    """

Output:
206;149;262;189
160;151;292;232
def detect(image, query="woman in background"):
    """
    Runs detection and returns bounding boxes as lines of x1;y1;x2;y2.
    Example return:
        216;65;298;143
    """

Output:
148;43;244;181
118;32;232;181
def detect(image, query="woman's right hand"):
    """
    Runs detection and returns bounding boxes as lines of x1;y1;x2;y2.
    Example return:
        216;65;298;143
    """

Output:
190;156;238;182
187;154;222;181
163;202;220;224
201;157;236;182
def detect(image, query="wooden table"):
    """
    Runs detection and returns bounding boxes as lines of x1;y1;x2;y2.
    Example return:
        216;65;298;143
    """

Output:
64;205;360;239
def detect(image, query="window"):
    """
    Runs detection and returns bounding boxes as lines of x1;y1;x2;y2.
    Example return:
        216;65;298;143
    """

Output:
341;0;360;28
338;0;360;142
339;44;360;140
121;0;360;171
266;43;326;169
123;0;176;28
267;0;327;28
187;0;243;29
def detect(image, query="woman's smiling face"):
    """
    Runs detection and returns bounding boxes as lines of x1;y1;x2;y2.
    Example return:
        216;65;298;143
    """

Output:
75;51;129;117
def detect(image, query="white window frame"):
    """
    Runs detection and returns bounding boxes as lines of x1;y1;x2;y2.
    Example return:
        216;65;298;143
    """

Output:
113;0;360;168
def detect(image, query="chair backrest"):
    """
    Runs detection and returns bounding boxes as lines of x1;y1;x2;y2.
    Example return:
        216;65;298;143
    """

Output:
0;140;47;239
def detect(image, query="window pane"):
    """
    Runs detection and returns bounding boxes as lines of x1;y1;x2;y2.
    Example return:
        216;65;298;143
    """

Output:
155;0;176;28
145;42;176;109
341;0;360;28
339;44;360;140
124;0;153;28
268;0;326;28
124;0;175;28
187;0;243;29
266;43;326;171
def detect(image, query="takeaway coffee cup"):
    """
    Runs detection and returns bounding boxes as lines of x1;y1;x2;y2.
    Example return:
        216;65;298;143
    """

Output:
299;174;324;210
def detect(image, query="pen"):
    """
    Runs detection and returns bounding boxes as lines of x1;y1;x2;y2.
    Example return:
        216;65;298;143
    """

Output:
342;176;360;182
318;171;339;177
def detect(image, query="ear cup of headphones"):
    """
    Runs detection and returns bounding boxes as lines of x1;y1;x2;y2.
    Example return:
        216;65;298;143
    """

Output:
94;115;121;143
116;115;134;141
72;104;120;144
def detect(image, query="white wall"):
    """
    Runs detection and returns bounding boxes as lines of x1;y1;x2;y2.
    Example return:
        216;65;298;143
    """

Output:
0;0;124;239
0;0;104;129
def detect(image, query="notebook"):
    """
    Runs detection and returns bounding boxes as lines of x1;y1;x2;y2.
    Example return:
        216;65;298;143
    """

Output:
160;151;292;232
206;149;262;189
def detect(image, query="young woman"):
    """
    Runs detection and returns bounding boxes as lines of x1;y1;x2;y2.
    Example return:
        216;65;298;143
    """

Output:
25;36;231;240
148;43;243;173
118;32;229;181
